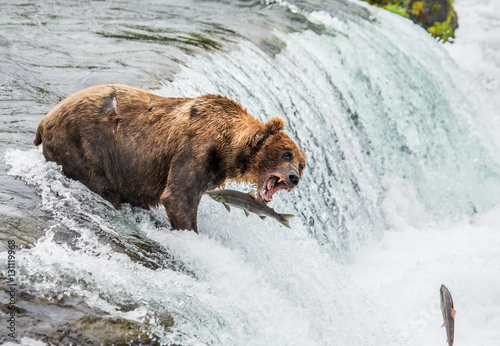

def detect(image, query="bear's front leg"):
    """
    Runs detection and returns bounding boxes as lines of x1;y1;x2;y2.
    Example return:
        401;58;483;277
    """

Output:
160;152;208;233
161;182;203;232
164;203;199;232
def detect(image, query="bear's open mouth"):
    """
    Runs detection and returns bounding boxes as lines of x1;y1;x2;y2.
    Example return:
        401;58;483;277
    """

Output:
258;174;290;204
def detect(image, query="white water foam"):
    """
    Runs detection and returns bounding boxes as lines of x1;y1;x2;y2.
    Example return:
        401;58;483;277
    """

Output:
4;148;401;344
347;1;500;344
444;0;500;93
351;181;500;345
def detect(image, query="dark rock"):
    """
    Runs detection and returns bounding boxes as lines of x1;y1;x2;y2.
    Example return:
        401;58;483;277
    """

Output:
0;279;168;345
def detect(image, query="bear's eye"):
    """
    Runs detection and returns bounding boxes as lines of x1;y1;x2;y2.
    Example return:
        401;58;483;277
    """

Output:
299;164;305;173
281;151;293;161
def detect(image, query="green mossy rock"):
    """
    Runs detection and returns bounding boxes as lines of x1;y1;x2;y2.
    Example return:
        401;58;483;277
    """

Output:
362;0;458;42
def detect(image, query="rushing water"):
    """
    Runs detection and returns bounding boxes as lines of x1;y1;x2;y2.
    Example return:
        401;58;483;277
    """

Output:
1;0;499;344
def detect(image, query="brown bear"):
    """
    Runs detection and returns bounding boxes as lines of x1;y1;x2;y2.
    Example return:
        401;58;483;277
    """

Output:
34;84;306;232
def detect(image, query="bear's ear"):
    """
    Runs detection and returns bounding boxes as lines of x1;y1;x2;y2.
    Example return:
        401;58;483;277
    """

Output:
264;117;285;134
248;117;285;148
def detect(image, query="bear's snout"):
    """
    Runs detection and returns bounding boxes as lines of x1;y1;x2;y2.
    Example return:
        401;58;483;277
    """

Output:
288;172;300;187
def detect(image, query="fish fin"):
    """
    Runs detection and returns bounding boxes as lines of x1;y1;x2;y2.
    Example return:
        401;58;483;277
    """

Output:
248;190;257;199
244;210;250;217
451;308;456;319
441;323;445;328
223;203;231;212
280;214;294;229
259;215;267;220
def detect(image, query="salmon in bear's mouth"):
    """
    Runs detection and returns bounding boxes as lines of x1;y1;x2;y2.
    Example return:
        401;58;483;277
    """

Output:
258;174;291;203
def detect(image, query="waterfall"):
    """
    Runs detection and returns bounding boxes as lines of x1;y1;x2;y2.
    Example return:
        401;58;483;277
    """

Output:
4;0;500;344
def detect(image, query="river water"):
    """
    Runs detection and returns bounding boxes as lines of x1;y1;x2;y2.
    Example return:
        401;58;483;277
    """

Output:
1;0;499;345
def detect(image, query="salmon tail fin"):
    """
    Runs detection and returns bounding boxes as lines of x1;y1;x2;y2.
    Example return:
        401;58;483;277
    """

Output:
279;214;294;229
34;124;43;146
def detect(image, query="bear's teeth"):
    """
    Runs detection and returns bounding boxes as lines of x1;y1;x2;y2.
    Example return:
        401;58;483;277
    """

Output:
267;178;275;191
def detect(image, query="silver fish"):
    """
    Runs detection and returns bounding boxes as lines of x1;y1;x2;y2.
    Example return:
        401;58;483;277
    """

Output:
206;189;294;228
440;284;456;346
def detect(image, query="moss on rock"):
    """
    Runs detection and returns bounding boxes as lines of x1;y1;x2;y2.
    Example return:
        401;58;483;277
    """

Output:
361;0;458;42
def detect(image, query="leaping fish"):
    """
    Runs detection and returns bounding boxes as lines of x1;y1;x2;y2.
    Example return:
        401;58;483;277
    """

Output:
206;189;294;228
440;284;456;346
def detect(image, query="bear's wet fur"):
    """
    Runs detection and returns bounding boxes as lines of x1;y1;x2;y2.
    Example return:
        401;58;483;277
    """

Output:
34;85;306;232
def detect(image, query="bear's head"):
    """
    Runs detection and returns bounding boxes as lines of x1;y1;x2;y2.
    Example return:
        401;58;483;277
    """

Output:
246;117;306;204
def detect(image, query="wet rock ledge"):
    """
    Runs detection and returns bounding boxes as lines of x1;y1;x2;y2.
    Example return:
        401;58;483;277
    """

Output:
0;279;173;345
